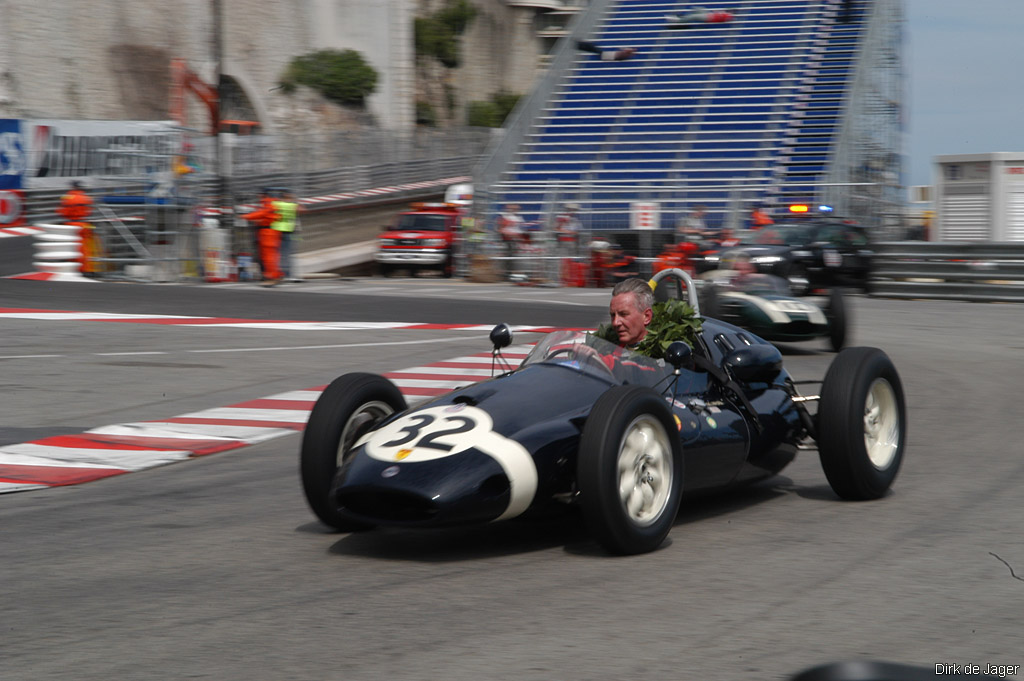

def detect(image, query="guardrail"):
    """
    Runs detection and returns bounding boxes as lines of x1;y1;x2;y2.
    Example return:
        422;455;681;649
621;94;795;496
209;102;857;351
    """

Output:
870;242;1024;302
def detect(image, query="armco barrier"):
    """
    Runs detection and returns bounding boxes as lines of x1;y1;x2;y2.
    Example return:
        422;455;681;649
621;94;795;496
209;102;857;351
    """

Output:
870;242;1024;302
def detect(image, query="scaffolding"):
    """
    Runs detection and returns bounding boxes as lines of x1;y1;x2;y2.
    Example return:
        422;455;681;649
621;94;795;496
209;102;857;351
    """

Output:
821;0;905;237
87;124;209;282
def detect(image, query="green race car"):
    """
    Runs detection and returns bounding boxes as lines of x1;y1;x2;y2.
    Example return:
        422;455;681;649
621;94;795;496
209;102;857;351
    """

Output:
697;271;848;352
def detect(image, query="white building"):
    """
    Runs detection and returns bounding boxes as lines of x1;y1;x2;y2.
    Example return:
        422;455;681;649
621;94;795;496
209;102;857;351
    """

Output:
935;152;1024;242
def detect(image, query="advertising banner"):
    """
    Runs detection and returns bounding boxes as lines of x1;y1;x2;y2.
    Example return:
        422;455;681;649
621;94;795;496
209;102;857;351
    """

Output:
0;119;25;190
22;120;181;189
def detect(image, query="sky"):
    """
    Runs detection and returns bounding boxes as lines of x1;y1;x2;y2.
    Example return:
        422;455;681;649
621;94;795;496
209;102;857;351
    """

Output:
905;0;1024;186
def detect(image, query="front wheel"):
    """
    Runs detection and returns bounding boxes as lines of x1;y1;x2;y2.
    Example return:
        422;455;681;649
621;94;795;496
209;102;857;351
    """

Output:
817;347;906;500
577;386;683;554
825;287;848;352
300;373;407;530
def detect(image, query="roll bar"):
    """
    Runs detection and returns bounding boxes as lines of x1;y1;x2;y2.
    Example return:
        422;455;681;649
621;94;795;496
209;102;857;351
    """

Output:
648;268;700;316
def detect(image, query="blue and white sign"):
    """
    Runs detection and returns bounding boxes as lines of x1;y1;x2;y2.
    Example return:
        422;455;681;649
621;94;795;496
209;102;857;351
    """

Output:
0;119;25;190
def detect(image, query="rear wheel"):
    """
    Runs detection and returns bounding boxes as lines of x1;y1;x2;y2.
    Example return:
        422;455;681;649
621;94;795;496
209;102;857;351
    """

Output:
817;348;906;500
300;373;407;530
825;287;848;352
577;386;683;554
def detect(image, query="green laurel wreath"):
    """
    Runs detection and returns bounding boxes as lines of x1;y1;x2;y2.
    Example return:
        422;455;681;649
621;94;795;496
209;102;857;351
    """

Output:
593;298;702;359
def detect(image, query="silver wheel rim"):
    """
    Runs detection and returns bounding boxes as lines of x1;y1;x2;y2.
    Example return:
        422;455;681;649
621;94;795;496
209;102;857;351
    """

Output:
337;400;394;467
864;378;899;469
616;415;673;527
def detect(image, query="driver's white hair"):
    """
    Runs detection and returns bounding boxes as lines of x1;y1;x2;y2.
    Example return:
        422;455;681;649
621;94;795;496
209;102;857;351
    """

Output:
612;278;653;313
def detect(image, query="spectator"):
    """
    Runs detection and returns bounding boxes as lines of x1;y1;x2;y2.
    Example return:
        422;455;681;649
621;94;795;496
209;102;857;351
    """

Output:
497;204;526;276
749;205;774;230
676;204;709;243
665;7;736;29
605;244;639;285
555;202;583;257
576;40;637;62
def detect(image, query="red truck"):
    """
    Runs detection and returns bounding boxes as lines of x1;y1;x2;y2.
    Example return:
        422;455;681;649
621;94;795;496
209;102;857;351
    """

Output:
375;202;465;278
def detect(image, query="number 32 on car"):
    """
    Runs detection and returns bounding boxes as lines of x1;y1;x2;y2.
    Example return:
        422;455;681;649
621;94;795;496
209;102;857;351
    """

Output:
356;404;539;519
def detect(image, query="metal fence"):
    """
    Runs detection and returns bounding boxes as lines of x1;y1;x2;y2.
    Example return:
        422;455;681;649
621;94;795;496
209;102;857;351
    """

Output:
24;127;494;223
455;222;675;288
457;233;1024;302
869;242;1024;302
474;180;910;241
23;127;493;282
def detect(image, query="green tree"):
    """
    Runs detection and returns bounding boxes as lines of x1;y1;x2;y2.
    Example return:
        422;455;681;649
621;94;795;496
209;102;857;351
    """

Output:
279;49;378;106
415;0;477;68
492;92;521;123
466;101;498;128
466;92;522;127
416;100;438;127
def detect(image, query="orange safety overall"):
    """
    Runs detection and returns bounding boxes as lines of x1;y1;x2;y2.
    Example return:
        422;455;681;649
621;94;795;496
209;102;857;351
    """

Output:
57;189;99;273
243;197;280;281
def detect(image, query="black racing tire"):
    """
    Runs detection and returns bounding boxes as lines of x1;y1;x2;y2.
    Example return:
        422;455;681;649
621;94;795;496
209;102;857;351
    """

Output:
817;347;906;500
300;373;407;531
577;385;684;555
825;287;848;352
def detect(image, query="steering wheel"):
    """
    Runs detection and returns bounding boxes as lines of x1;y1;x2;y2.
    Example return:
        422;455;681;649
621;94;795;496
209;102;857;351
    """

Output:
545;346;615;377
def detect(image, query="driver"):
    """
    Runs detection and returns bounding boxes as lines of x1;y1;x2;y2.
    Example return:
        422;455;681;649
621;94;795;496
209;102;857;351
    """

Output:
609;277;654;348
573;278;673;384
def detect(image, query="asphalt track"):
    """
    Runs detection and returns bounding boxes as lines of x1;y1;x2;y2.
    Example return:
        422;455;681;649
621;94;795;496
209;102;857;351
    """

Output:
3;244;1024;680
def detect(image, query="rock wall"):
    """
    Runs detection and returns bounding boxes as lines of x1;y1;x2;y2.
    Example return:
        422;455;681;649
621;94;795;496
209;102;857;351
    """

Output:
414;0;545;126
0;0;543;133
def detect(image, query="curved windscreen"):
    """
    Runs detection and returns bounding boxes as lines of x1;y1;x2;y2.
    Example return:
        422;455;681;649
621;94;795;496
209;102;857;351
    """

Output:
520;330;670;387
732;273;791;296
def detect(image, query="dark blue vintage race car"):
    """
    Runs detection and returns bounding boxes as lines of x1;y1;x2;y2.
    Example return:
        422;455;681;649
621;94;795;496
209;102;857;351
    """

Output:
300;271;906;555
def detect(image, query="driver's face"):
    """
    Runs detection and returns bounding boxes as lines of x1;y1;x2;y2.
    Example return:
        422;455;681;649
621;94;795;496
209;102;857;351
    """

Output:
609;293;652;346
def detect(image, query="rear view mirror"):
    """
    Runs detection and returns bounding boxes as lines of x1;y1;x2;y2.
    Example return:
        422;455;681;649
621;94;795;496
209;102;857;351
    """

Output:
665;341;692;370
490;323;513;350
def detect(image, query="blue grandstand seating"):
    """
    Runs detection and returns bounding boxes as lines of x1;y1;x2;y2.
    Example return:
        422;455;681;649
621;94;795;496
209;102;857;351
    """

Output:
485;0;874;228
